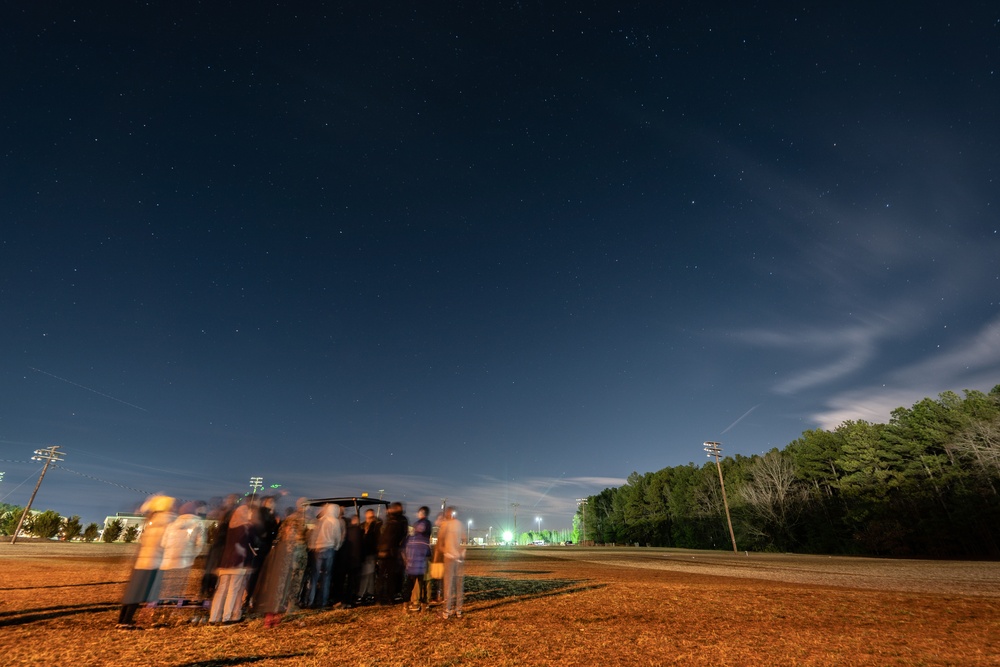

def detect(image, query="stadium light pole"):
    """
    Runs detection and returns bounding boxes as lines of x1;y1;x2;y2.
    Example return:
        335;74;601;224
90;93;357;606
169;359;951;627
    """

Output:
576;498;588;545
511;502;520;545
11;446;64;545
249;476;263;504
704;441;738;554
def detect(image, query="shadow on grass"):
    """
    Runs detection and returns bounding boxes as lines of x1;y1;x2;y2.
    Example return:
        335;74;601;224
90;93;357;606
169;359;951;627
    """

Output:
173;655;309;667
464;575;606;612
0;580;124;591
0;602;118;627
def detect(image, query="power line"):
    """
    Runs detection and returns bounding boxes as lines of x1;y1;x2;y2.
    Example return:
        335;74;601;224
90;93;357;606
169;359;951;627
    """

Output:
0;469;41;504
50;463;153;496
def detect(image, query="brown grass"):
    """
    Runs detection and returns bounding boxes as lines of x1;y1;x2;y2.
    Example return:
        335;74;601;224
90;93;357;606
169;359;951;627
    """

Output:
1;542;998;666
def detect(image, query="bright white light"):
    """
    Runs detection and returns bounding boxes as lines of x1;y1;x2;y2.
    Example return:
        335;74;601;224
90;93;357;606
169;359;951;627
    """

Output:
502;530;513;542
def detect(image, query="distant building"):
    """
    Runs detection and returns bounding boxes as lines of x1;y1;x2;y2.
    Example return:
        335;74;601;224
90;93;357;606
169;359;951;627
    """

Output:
102;512;145;539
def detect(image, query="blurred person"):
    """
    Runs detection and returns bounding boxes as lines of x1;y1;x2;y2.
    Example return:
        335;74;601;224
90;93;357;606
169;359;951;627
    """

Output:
304;503;344;608
117;494;176;629
377;501;408;604
201;494;238;599
428;511;447;605
344;514;364;608
158;501;207;605
356;508;381;604
336;513;363;608
209;501;257;624
255;497;310;628
246;495;280;609
402;505;432;612
436;506;466;619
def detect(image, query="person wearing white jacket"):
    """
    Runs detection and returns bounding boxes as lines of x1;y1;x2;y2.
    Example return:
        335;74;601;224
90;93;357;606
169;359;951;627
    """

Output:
304;503;344;608
435;506;466;619
159;502;207;603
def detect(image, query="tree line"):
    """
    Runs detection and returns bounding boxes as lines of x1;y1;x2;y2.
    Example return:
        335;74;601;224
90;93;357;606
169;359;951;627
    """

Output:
575;387;1000;559
0;505;135;543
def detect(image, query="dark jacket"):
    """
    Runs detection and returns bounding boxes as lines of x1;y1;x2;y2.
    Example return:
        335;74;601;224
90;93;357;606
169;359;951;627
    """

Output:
378;511;409;559
360;518;381;559
342;521;363;569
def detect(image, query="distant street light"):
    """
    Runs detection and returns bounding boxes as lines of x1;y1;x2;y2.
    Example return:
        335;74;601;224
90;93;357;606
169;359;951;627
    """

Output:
535;516;542;537
704;441;738;554
468;518;472;543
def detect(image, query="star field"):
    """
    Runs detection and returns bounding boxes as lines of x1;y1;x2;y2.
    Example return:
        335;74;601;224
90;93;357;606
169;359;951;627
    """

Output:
1;3;998;527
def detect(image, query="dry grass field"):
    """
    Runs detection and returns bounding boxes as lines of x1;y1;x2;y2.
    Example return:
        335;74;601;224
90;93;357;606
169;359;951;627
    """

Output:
1;541;998;666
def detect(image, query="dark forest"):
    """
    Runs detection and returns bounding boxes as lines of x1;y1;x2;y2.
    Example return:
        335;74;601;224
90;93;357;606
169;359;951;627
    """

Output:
578;387;1000;559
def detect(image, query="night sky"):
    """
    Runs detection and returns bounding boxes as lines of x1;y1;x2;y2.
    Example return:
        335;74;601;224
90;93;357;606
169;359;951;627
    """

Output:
3;3;998;530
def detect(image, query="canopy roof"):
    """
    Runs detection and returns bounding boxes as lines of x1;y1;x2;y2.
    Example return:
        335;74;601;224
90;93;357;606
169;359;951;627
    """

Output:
304;496;390;512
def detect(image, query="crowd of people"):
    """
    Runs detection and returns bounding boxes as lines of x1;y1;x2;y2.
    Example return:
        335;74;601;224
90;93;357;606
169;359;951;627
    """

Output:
116;494;468;629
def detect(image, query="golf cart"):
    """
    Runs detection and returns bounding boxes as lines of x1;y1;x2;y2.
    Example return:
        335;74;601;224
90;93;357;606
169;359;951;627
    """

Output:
304;496;391;519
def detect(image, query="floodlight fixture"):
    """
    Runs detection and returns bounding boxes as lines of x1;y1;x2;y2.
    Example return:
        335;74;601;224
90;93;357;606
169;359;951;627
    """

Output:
249;476;264;503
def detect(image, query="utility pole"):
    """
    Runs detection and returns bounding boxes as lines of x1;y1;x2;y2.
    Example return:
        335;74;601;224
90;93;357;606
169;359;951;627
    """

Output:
11;446;64;545
704;441;738;554
510;502;520;545
576;498;588;545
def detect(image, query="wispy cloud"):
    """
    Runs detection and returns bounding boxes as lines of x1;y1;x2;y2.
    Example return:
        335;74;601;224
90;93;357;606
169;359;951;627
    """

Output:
811;315;1000;429
738;320;892;394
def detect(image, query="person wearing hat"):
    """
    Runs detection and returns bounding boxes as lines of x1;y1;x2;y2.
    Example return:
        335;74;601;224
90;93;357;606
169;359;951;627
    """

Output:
117;494;176;629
